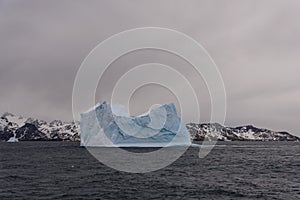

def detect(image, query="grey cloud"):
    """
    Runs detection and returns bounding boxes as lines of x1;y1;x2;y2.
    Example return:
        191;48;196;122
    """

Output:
0;0;299;136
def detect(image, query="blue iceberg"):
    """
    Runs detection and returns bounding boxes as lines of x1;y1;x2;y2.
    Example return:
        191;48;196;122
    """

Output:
80;102;191;147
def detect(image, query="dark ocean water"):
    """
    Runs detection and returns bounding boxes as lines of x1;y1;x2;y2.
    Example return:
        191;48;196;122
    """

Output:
0;141;299;200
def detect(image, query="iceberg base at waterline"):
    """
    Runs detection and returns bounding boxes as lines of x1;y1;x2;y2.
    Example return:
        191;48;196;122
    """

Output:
80;102;192;147
7;137;19;143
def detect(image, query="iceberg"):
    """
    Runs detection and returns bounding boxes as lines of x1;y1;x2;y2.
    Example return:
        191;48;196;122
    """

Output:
7;137;19;143
80;102;191;147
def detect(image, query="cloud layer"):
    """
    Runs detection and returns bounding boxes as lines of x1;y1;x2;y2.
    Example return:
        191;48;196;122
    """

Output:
0;0;299;136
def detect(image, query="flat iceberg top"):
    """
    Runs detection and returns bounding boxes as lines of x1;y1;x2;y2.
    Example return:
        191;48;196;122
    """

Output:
80;102;191;147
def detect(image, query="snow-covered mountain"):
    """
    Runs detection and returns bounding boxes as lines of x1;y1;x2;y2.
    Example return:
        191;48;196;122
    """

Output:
186;123;300;141
0;112;299;142
0;112;79;141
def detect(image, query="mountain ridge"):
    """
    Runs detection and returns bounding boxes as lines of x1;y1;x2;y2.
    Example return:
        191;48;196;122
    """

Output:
0;113;299;142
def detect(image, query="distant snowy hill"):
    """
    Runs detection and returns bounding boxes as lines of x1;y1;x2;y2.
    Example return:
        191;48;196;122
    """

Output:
187;123;299;141
0;112;79;141
0;112;299;142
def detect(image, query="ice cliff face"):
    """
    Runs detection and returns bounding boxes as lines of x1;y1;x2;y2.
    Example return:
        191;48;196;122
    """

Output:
80;102;191;147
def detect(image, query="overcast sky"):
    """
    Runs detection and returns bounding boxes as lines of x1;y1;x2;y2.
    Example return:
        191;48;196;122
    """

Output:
0;0;299;136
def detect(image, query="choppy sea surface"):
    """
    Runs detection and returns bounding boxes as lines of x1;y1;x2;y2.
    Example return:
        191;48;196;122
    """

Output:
0;141;299;200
